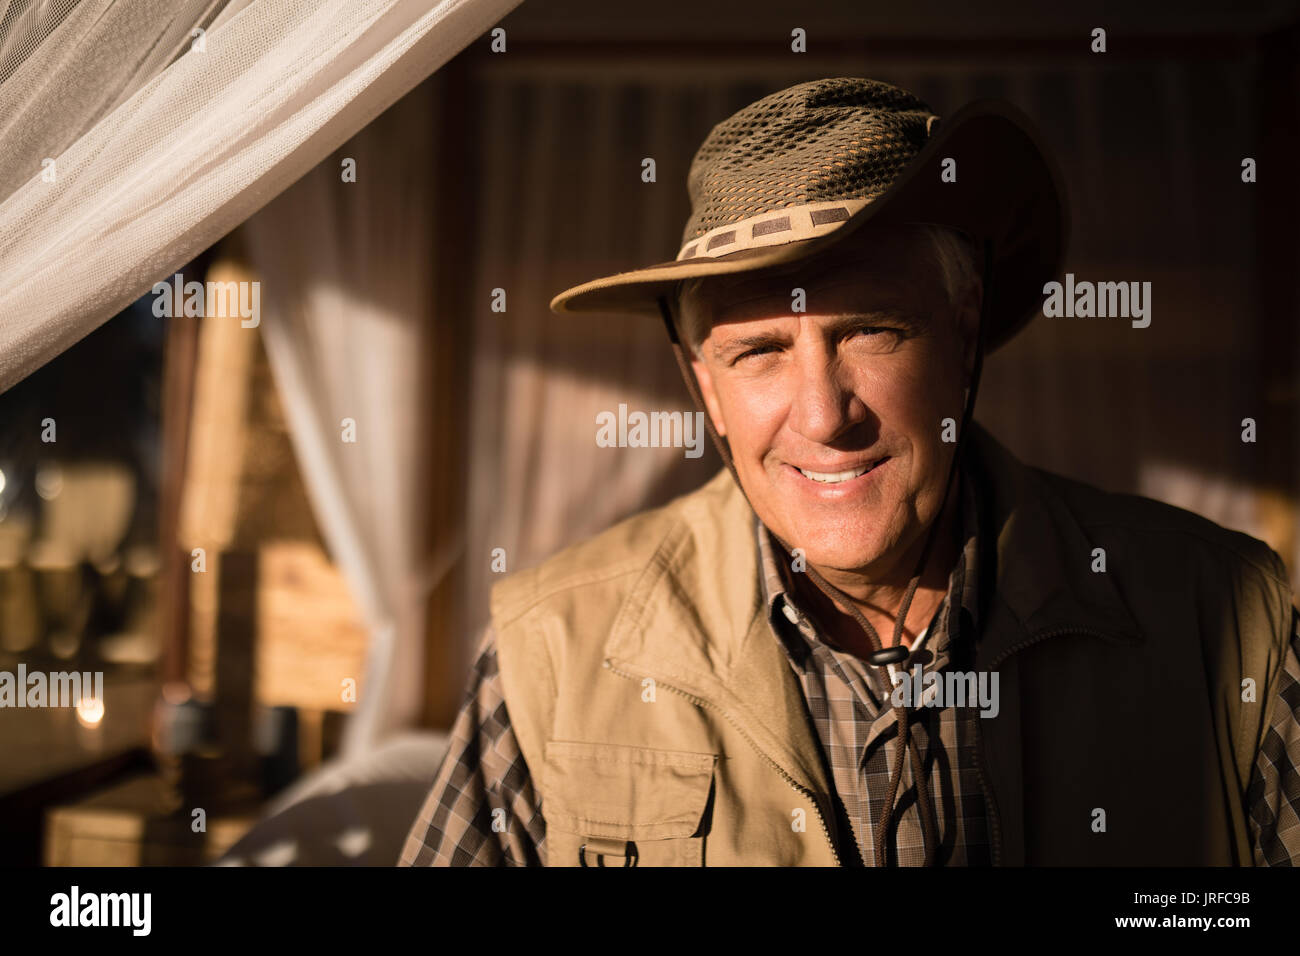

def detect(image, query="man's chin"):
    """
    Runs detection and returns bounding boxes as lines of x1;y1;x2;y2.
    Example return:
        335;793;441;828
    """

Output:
782;534;889;577
804;552;886;578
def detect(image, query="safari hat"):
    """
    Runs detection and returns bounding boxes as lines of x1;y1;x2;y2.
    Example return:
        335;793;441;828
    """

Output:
549;76;1068;352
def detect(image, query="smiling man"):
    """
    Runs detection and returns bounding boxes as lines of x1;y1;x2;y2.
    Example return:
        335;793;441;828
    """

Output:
401;78;1300;867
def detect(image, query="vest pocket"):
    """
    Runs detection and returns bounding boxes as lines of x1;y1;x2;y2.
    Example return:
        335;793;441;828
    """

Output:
542;741;717;867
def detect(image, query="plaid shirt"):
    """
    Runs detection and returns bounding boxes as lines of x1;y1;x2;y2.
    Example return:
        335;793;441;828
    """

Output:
401;480;1300;866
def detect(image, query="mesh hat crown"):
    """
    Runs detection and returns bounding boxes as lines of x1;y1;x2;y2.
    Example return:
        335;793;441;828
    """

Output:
678;78;940;260
550;75;1068;353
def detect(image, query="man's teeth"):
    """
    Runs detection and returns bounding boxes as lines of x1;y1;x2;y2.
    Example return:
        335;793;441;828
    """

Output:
798;463;872;484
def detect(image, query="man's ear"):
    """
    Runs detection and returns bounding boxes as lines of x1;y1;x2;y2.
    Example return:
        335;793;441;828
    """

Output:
690;354;728;438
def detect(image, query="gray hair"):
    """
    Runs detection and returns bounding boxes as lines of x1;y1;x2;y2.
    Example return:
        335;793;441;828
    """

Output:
675;224;982;357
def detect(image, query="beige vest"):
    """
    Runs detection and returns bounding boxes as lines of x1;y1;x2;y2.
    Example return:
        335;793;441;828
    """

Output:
493;423;1295;865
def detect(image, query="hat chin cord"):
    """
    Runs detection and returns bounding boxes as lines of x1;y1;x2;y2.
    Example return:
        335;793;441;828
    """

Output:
655;237;993;867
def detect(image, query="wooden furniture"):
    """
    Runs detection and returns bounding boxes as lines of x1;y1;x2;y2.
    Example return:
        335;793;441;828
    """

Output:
45;774;255;866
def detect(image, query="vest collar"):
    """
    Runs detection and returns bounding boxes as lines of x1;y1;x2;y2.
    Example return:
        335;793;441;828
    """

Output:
602;466;836;797
962;421;1143;663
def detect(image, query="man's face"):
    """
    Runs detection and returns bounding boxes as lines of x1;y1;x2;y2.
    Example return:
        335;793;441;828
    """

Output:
689;225;979;579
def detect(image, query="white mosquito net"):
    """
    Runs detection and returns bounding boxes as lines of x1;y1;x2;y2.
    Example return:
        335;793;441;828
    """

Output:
0;0;520;394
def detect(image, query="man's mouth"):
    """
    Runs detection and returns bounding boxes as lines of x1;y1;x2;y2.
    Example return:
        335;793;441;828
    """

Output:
795;457;888;484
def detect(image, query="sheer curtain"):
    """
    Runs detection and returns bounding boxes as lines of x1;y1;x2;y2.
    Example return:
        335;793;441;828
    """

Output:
240;77;450;754
0;0;521;394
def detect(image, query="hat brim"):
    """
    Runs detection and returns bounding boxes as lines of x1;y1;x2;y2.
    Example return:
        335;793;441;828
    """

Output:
548;98;1069;353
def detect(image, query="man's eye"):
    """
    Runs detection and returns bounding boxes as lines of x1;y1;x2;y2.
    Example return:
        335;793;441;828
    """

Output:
733;345;778;363
847;326;904;346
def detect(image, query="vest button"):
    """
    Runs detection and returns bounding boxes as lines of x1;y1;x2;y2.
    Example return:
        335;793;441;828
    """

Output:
781;600;802;625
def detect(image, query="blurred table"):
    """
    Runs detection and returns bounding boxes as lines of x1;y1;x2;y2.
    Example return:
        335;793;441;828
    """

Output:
44;772;256;866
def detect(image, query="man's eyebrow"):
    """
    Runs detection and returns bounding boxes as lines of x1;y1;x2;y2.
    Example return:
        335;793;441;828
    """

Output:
823;309;930;327
710;310;928;359
712;331;785;360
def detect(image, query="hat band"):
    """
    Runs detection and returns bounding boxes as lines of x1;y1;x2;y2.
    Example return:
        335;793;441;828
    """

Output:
676;197;873;262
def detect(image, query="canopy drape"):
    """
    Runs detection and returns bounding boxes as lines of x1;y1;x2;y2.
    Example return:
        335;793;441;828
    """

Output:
241;78;450;753
0;0;521;393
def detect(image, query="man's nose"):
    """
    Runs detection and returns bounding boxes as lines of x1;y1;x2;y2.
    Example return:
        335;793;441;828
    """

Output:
787;351;868;444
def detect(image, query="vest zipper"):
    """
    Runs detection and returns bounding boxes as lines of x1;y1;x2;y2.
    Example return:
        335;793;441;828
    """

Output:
970;709;1002;867
604;658;843;866
973;626;1118;866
